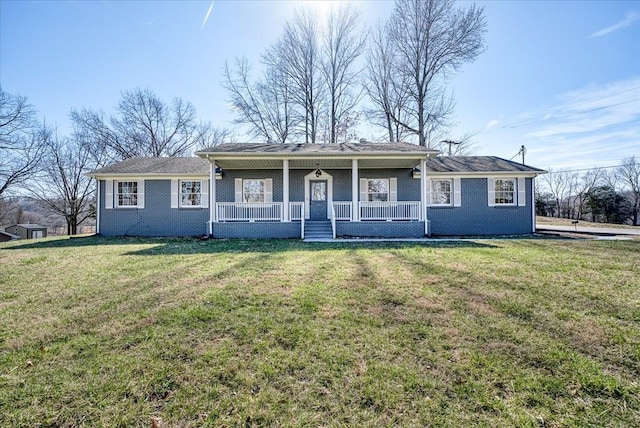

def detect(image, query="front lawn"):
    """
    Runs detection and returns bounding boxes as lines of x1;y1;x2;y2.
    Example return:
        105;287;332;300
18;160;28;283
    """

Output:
0;237;638;426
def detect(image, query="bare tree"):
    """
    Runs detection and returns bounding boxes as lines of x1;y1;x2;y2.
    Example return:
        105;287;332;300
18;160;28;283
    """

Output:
375;0;486;147
71;88;207;160
264;10;324;144
321;5;366;144
0;88;45;197
223;58;298;143
195;125;236;150
541;168;574;218
364;25;412;142
572;168;603;220
29;128;103;235
618;156;640;225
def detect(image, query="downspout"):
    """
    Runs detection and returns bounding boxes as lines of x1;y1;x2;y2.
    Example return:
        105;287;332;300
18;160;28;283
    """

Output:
531;177;536;233
95;178;100;235
209;157;216;237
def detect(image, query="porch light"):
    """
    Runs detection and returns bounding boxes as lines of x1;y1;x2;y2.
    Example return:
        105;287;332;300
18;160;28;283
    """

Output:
315;164;322;177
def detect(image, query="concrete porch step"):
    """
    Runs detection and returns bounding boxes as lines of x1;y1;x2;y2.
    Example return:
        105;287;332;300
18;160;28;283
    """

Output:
304;220;332;239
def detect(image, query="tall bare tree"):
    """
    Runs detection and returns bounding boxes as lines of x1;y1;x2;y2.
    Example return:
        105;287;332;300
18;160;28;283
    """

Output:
264;10;324;144
223;57;298;144
618;156;640;225
364;25;412;142
541;168;574;218
0;88;45;197
29;128;102;235
321;5;366;144
371;0;486;147
71;88;208;160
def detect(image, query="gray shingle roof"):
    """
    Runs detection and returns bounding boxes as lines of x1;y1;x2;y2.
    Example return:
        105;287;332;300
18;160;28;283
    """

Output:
197;142;438;155
87;157;210;176
424;156;545;173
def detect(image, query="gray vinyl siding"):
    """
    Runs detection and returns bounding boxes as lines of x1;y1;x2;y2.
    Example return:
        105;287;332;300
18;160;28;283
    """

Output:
218;168;420;203
98;180;209;237
217;170;284;202
427;178;533;235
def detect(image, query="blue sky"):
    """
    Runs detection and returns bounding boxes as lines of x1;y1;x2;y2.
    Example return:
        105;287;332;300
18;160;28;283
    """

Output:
1;0;638;171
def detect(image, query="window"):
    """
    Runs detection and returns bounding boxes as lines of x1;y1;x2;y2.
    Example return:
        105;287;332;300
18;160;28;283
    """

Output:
311;181;326;201
430;179;452;205
117;181;138;207
367;179;389;201
234;178;272;203
494;179;515;205
180;180;202;207
243;179;265;202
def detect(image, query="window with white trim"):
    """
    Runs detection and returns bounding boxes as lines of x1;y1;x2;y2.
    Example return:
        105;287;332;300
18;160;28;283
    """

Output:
494;179;515;205
234;178;272;203
243;179;266;202
366;179;389;201
116;181;138;207
430;179;452;205
180;180;202;207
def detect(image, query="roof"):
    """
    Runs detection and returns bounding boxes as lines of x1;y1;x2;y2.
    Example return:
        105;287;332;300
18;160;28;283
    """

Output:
87;157;210;177
424;156;545;174
197;142;439;156
0;230;20;239
7;224;46;229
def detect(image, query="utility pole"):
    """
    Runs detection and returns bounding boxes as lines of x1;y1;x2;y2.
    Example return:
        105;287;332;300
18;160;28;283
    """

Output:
520;145;526;165
441;140;460;156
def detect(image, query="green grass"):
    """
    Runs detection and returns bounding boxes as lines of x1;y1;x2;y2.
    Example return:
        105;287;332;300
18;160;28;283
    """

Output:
0;236;639;427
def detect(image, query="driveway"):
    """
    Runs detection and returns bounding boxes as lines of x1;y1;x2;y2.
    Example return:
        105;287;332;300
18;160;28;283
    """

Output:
537;224;640;236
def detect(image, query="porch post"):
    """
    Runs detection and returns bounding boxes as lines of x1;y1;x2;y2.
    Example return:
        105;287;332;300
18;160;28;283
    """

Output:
283;159;290;221
209;160;217;235
352;159;359;221
421;158;428;235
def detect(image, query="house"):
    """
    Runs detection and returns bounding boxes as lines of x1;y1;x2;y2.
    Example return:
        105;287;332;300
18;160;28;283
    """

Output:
87;142;545;239
5;224;47;239
0;230;20;242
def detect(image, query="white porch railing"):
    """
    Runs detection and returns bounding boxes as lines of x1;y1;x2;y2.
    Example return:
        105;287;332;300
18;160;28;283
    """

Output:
332;202;352;220
217;202;283;222
290;202;303;221
359;201;420;221
214;201;420;222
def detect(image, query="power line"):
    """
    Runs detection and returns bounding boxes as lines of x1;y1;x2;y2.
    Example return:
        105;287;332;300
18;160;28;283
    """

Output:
545;164;624;173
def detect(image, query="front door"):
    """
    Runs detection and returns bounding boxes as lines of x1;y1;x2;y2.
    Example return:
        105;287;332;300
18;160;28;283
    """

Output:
310;180;327;220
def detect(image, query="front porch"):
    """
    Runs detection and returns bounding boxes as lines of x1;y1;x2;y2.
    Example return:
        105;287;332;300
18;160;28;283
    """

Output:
196;142;439;239
211;201;425;239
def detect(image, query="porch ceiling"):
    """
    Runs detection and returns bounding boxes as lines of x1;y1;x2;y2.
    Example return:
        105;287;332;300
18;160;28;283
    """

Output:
212;157;422;170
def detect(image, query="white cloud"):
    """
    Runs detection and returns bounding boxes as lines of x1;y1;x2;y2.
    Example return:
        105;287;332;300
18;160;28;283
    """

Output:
589;11;639;38
485;119;500;129
201;1;215;30
474;77;640;169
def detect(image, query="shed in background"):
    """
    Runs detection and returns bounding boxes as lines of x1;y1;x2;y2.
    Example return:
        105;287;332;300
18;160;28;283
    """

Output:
4;224;47;239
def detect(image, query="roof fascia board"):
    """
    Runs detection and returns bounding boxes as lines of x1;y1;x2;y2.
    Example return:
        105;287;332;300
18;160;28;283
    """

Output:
89;173;210;180
425;171;542;178
199;152;437;161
